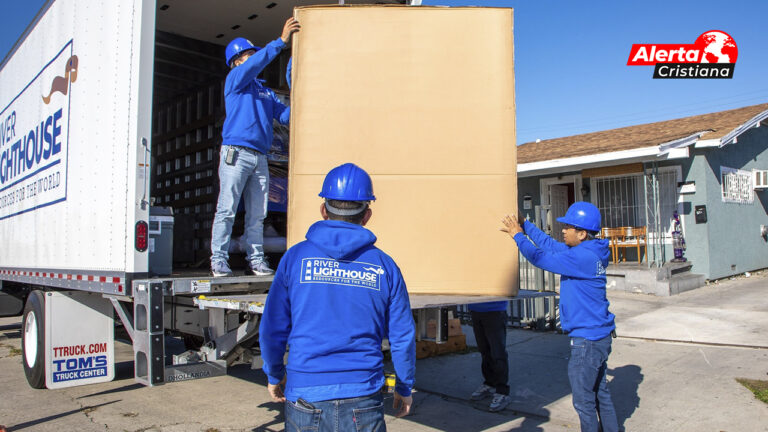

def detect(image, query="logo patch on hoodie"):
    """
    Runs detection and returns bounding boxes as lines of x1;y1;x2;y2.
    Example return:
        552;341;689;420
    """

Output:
596;260;606;276
300;258;383;290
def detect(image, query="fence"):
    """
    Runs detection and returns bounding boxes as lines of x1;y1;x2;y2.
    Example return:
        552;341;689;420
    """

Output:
456;211;560;330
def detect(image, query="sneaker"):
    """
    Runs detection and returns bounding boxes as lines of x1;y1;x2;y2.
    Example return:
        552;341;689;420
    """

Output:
211;261;233;277
470;384;496;401
247;260;274;276
489;394;511;412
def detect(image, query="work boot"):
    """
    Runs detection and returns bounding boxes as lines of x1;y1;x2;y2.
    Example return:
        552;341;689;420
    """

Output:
211;261;233;277
470;383;495;400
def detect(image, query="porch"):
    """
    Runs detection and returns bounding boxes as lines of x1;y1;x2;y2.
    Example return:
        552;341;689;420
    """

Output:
605;261;706;296
519;254;706;297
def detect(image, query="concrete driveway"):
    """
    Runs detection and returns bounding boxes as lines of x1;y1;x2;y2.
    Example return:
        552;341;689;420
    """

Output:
1;271;766;431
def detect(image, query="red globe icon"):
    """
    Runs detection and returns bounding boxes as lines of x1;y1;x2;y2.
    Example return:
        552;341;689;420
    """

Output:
695;30;738;63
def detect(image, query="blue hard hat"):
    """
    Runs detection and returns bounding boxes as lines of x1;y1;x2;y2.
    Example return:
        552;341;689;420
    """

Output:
319;163;376;201
556;201;601;232
225;37;260;67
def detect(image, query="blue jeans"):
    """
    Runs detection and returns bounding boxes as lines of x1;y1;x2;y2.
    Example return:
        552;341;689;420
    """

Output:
568;335;619;432
210;145;269;266
285;393;385;432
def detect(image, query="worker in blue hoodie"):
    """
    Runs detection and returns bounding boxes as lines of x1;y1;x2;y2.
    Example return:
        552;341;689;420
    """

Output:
501;202;618;432
210;17;300;278
259;163;416;431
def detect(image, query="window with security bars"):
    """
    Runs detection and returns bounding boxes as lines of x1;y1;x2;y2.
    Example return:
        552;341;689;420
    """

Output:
721;166;753;204
593;169;679;235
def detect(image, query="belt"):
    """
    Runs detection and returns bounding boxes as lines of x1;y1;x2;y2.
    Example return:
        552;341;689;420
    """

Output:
227;144;264;156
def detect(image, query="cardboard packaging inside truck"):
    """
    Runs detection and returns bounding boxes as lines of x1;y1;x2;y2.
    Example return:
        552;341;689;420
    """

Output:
288;5;518;296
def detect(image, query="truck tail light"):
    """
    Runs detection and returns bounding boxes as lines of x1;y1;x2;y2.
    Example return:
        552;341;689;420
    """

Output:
136;221;148;252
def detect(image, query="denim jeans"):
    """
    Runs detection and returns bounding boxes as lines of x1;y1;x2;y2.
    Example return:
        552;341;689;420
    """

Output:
470;310;510;395
210;145;269;266
285;393;385;432
568;335;619;432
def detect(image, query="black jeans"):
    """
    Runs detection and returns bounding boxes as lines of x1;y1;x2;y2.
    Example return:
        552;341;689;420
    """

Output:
471;310;510;395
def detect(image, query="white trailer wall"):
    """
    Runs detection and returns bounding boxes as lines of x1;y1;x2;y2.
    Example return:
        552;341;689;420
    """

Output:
0;0;155;276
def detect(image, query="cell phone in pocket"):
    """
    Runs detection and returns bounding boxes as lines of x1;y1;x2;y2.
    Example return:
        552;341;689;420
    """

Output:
225;146;237;165
297;398;315;410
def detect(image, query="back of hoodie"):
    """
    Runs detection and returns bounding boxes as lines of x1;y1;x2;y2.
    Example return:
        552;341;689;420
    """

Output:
259;220;416;402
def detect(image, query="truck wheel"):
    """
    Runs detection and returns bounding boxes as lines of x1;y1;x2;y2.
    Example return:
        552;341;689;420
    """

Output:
22;291;46;389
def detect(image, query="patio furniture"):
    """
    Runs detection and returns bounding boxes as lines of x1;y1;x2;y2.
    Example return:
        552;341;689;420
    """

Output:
600;227;622;264
615;226;647;263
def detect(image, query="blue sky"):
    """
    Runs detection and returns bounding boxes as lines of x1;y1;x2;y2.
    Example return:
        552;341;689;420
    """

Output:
3;0;768;145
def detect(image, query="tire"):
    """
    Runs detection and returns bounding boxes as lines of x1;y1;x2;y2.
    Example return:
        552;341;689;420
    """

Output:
22;290;46;389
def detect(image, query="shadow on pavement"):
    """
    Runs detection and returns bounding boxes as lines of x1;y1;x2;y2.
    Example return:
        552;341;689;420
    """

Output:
0;323;20;339
392;329;568;431
6;400;119;431
608;364;643;430
251;400;284;432
78;382;144;399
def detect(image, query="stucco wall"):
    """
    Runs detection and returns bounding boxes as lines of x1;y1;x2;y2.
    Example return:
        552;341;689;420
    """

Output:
517;176;543;222
671;154;712;277
698;126;768;279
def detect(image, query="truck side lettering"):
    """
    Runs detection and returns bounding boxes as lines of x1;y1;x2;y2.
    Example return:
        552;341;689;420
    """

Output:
0;108;63;185
0;111;16;145
43;115;53;159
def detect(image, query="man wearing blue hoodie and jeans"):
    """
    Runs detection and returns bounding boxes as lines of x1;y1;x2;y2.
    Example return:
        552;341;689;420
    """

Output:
501;202;618;432
210;17;300;277
259;163;416;432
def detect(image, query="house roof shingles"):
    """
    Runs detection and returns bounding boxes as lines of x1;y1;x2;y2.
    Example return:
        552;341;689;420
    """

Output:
517;103;768;164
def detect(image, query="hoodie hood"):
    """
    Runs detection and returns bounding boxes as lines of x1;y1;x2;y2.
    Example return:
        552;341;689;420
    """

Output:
580;238;611;266
305;220;377;260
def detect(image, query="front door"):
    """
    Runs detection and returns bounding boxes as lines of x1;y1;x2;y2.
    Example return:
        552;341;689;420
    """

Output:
550;184;570;242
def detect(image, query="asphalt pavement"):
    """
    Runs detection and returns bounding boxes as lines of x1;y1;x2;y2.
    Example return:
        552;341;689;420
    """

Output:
1;271;766;431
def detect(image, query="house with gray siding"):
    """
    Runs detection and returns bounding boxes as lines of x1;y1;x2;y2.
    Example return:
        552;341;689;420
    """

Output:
516;103;768;284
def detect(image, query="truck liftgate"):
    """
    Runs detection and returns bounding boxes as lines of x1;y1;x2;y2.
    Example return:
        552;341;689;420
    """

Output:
5;272;274;389
5;265;556;389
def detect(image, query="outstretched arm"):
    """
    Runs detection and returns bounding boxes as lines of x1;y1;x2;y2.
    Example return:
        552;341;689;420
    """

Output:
513;234;593;278
227;18;300;92
501;214;567;253
520;220;569;253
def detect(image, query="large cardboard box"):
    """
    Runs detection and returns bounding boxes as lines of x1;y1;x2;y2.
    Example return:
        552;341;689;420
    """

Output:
289;5;518;296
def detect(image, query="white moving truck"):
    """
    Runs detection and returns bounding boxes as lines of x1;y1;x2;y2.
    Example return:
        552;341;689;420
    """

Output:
0;0;547;390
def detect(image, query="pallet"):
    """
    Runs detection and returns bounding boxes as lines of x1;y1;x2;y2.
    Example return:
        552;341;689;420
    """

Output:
416;334;467;360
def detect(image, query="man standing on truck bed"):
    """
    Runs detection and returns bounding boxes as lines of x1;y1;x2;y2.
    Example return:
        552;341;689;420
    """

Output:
210;17;300;277
259;163;416;431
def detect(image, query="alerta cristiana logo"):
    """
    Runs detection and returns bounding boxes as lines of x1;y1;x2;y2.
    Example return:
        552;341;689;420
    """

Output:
627;30;738;79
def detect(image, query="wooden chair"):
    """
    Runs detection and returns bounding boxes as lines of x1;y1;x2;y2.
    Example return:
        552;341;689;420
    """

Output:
615;226;647;263
600;227;621;264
